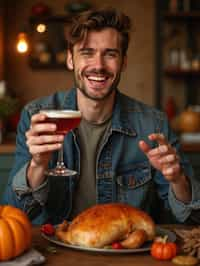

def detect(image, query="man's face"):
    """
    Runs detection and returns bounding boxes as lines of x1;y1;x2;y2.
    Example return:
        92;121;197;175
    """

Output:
67;28;126;101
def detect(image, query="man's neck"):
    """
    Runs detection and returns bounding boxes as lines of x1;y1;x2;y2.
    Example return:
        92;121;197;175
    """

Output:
77;89;115;124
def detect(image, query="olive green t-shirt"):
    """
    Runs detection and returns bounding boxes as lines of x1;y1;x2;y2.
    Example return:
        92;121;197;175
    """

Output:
70;117;111;218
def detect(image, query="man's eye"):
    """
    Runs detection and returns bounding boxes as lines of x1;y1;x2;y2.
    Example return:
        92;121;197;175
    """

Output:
81;51;93;56
106;52;118;58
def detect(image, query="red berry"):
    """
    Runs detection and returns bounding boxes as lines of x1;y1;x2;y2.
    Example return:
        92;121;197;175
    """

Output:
41;223;55;236
112;242;123;249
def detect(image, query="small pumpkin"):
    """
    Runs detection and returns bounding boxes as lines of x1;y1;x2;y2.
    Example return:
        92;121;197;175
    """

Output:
0;205;32;261
150;235;177;260
179;108;200;133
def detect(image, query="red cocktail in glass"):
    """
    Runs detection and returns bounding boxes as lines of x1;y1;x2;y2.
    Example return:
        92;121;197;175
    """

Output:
40;110;81;176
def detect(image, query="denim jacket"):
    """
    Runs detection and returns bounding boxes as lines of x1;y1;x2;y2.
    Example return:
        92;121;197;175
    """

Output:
3;88;200;225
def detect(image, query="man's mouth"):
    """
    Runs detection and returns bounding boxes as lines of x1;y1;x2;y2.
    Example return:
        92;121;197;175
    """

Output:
84;75;110;90
87;75;108;82
84;69;112;83
81;70;114;92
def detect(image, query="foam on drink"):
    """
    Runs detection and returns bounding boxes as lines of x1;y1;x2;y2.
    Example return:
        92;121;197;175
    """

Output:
40;110;81;134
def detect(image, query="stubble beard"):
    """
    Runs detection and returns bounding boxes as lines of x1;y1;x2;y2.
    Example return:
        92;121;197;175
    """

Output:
73;70;122;101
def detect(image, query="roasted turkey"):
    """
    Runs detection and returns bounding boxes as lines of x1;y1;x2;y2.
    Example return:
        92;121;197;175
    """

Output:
56;203;156;249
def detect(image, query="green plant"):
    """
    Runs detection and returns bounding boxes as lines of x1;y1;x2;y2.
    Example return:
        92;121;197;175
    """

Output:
0;96;19;119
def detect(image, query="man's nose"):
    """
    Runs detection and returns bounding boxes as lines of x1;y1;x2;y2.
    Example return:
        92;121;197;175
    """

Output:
94;54;105;68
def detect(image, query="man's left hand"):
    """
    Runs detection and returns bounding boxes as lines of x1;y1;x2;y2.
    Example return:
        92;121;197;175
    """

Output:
139;133;183;183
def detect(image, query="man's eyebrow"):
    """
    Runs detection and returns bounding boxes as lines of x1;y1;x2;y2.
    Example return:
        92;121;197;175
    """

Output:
78;48;120;54
78;48;94;52
105;48;120;54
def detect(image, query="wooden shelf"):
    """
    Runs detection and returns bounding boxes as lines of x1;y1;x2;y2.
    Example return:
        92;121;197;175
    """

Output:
29;61;67;70
0;141;15;153
29;15;69;71
29;15;70;24
0;134;16;153
164;11;200;21
155;1;200;110
164;67;200;77
181;142;200;152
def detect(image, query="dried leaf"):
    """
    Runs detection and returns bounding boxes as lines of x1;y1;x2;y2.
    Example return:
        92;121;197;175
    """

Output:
46;245;57;253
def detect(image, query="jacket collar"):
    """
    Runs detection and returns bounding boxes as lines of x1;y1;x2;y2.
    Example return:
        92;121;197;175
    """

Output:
63;88;137;137
62;88;78;110
111;90;137;137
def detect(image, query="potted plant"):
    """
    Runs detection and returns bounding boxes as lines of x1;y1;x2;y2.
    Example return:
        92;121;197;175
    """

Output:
0;96;20;140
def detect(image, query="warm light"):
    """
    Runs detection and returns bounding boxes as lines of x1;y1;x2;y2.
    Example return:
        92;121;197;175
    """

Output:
36;23;46;33
16;33;28;53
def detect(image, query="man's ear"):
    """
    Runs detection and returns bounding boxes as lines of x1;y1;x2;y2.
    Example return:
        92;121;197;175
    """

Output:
66;50;74;70
122;55;127;72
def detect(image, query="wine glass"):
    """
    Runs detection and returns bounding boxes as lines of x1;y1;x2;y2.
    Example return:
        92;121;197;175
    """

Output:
40;109;81;176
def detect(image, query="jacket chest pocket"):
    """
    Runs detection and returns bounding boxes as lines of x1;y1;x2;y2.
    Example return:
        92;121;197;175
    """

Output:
116;161;153;207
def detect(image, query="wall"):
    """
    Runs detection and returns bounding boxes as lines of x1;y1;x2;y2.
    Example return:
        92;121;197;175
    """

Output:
0;6;4;80
5;0;155;106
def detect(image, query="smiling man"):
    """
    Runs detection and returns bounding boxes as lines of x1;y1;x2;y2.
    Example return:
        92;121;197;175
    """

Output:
3;8;200;225
67;28;122;124
68;28;124;101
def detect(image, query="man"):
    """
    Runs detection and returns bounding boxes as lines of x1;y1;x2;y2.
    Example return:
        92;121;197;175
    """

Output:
3;8;200;225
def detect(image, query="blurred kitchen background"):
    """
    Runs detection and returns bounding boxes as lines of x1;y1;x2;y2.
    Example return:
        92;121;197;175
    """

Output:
0;0;200;200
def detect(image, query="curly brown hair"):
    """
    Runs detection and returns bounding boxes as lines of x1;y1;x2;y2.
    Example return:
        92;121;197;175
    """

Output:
65;8;131;57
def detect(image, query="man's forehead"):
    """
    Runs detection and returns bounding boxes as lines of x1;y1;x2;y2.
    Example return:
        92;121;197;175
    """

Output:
74;28;121;50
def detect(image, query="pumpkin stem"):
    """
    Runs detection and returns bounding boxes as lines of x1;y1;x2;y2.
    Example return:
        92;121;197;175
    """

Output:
154;235;168;243
163;235;168;243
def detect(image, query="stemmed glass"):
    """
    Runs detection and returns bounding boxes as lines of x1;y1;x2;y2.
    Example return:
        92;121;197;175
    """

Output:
40;109;81;176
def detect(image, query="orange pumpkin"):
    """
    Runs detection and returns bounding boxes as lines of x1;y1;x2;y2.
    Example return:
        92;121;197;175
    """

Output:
0;205;32;261
151;236;177;260
179;108;200;133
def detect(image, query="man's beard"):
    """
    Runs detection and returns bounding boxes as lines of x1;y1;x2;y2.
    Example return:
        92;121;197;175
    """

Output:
73;68;122;101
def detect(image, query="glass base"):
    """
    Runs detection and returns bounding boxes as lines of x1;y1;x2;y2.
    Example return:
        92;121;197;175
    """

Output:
45;166;77;177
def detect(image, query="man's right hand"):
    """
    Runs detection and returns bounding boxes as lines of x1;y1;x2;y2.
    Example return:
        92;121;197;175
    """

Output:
25;112;64;188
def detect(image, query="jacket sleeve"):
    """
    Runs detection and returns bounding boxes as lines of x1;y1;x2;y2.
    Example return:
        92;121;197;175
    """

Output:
2;107;49;224
158;115;200;223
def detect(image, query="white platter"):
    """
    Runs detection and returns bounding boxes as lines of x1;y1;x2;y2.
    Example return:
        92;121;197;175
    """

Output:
42;226;176;254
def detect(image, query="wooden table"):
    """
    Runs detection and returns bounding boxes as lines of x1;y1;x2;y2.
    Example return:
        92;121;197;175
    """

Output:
32;225;182;266
0;138;15;153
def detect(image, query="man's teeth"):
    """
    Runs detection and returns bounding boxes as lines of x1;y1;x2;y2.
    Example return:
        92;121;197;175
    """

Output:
87;76;106;81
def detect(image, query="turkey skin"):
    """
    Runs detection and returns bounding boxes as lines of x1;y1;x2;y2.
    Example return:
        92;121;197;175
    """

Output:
56;203;156;248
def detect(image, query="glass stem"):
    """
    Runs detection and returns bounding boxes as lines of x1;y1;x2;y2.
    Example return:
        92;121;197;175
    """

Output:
57;144;65;168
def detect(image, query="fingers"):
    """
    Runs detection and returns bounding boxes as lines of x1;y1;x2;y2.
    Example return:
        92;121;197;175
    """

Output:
29;142;62;155
27;134;64;146
138;140;151;153
148;133;167;145
26;112;63;158
27;113;56;137
31;112;47;124
147;144;169;157
139;133;183;182
161;154;180;176
159;153;179;164
162;163;182;179
27;134;64;154
27;123;56;136
146;133;174;157
139;133;169;156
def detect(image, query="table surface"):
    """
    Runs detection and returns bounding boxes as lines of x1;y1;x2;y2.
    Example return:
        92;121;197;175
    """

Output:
0;139;15;153
32;225;185;266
